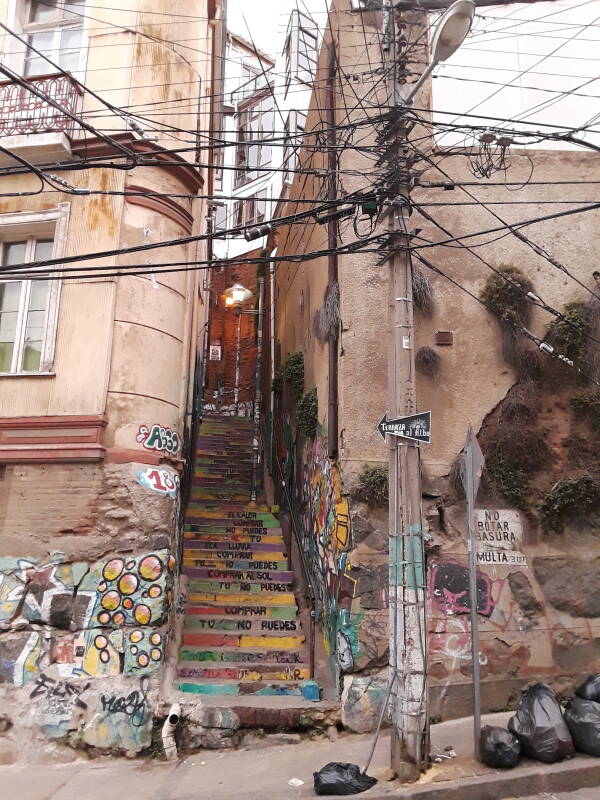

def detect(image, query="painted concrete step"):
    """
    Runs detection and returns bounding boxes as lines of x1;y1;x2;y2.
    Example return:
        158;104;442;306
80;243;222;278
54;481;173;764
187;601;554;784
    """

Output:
183;567;291;583
185;513;280;527
178;651;307;667
183;531;284;544
183;553;286;567
182;558;289;572
181;631;305;649
177;664;310;681
185;604;297;619
184;616;302;633
188;591;296;606
177;680;310;697
183;539;284;554
187;581;294;598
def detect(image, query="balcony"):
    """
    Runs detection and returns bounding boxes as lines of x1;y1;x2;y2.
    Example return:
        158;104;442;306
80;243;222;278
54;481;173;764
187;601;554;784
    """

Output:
0;73;83;166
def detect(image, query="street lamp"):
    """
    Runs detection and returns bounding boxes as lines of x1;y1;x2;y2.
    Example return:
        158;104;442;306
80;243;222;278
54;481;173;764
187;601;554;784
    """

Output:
404;0;475;105
223;282;254;416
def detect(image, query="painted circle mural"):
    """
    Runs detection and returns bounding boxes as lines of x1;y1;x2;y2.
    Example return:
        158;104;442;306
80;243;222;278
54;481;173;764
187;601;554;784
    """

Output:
123;597;134;610
137;652;149;668
100;649;110;663
151;648;161;662
118;573;139;596
148;584;162;599
100;590;120;611
130;630;144;643
94;635;108;650
150;632;162;646
134;604;151;625
102;558;124;581
130;645;138;655
112;611;125;625
98;611;111;624
168;554;176;573
138;555;163;581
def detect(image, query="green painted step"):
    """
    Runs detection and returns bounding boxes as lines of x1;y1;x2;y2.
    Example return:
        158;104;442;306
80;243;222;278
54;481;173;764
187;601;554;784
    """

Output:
177;681;303;697
184;616;301;633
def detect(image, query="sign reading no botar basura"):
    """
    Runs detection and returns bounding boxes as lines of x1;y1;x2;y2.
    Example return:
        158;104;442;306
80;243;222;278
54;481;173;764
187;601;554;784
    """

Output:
475;509;528;568
377;411;432;444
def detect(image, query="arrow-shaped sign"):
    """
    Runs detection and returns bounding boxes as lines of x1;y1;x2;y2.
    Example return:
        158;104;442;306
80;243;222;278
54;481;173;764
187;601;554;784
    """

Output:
377;411;432;444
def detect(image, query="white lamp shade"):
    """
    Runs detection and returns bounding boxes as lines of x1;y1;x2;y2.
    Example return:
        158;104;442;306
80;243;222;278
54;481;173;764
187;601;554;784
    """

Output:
431;0;475;63
223;282;253;305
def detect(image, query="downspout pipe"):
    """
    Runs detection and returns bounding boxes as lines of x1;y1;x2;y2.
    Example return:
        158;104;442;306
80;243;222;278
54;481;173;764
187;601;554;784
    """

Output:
162;702;181;761
269;247;277;475
251;271;265;502
326;48;339;460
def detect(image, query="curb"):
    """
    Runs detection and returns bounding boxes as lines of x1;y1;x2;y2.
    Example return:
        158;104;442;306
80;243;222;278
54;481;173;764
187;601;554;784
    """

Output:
368;756;600;800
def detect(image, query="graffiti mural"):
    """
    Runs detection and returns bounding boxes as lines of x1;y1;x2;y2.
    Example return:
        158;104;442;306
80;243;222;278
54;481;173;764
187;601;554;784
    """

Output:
0;549;173;686
136;423;181;456
136;466;179;498
299;438;360;674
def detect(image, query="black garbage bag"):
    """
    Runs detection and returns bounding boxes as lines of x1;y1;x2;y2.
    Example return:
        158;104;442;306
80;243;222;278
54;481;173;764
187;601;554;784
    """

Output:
564;697;600;757
314;763;377;796
576;674;600;703
480;725;521;768
508;683;574;763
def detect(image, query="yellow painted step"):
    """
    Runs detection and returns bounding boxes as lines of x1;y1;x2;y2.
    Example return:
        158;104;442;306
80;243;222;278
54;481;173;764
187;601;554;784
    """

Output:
188;591;296;606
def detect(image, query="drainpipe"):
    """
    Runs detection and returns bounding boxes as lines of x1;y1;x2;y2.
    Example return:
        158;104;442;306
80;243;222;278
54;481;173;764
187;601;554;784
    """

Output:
269;248;277;474
326;48;339;460
162;702;181;761
251;272;265;503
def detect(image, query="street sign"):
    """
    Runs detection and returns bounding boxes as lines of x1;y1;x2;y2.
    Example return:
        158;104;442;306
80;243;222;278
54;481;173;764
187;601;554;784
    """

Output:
377;411;431;444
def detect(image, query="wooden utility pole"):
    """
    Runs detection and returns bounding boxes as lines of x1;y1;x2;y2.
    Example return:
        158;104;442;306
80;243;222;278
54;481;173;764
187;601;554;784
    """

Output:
383;0;429;782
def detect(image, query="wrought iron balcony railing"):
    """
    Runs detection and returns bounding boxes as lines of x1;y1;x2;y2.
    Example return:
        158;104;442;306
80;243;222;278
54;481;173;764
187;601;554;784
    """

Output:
0;73;83;138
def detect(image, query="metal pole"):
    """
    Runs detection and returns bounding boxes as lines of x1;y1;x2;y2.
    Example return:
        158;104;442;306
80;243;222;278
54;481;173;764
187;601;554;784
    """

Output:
233;310;241;415
251;275;265;503
384;0;428;782
466;426;481;760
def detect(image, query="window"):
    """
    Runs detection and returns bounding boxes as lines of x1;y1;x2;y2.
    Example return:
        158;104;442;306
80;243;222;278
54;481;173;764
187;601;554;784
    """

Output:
282;110;307;185
213;202;227;231
234;95;273;188
0;238;58;374
213;148;224;192
284;10;317;88
231;190;270;230
22;0;85;77
350;0;381;9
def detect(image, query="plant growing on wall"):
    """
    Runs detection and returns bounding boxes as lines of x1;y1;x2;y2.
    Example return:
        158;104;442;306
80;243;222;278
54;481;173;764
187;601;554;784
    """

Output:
273;351;305;400
297;387;318;439
546;301;588;373
484;427;550;510
352;465;389;506
538;474;600;534
416;346;440;377
480;266;542;378
571;390;600;432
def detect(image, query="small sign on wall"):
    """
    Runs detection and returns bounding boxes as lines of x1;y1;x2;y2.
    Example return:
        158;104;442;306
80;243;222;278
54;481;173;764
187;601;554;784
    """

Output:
209;345;222;361
475;509;528;568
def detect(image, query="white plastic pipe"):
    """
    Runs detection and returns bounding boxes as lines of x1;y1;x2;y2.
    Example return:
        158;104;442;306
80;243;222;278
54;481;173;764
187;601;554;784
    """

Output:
162;703;181;761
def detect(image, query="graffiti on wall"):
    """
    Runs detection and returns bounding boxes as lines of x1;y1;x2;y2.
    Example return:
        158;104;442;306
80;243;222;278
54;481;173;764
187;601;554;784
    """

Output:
136;466;179;498
136;424;181;456
0;549;173;686
299;438;360;673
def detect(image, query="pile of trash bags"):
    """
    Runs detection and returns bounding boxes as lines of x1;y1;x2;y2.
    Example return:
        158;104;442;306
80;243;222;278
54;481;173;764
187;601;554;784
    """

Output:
480;676;600;769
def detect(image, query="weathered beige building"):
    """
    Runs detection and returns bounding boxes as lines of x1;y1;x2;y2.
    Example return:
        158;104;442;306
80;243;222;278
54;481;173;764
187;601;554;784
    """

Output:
0;0;225;759
269;0;600;727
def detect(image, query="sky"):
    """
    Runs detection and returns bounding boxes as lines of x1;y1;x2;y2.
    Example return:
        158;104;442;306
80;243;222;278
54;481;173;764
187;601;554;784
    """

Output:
227;0;600;149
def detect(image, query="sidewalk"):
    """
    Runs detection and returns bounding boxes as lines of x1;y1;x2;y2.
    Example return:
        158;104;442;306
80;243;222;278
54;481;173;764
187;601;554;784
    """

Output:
1;712;599;800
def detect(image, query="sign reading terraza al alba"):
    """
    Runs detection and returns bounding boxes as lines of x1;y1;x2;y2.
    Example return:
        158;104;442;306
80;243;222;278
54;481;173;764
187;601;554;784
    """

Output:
475;509;528;568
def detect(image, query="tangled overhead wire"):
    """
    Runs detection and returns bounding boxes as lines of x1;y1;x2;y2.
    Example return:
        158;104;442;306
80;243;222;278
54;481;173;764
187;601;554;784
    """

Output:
465;128;514;179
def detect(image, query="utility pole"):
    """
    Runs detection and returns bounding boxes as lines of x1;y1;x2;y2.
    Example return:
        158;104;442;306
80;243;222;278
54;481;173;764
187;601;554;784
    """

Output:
383;0;428;782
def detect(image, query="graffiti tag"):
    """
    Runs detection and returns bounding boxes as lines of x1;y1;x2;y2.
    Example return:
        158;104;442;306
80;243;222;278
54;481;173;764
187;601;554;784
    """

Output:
136;466;179;498
136;424;180;456
30;673;89;719
100;677;149;728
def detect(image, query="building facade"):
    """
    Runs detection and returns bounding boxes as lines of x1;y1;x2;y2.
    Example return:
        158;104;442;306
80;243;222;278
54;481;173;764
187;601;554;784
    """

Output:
267;0;600;728
0;0;224;758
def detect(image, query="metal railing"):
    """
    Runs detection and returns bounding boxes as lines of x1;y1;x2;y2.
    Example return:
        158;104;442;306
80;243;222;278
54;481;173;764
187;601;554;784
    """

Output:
0;73;83;137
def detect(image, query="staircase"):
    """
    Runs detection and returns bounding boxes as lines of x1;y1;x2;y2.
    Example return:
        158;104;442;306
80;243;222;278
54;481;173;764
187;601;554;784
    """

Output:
177;415;317;698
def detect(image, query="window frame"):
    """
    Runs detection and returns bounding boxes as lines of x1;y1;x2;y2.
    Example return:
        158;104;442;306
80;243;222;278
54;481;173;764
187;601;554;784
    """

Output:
234;92;274;189
284;10;317;90
0;204;69;377
282;109;307;185
4;0;88;79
